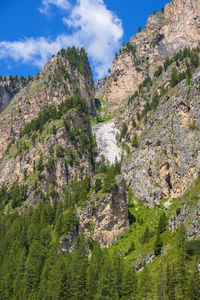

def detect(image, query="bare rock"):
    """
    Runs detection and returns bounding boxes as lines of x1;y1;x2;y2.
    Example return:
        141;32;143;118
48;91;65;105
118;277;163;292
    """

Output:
78;175;129;247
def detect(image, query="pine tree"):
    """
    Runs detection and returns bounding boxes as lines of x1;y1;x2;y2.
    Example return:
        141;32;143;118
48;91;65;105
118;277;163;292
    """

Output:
187;257;200;299
112;250;124;298
121;264;137;299
72;235;88;300
156;262;165;300
154;232;163;256
96;254;117;300
87;244;104;299
58;256;74;300
170;67;178;87
176;223;187;299
138;264;153;299
165;263;176;300
154;212;167;255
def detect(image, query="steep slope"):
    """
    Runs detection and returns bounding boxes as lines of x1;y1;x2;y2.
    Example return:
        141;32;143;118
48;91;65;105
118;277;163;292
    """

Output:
0;76;30;113
103;0;200;114
119;48;200;208
0;47;129;248
0;47;96;208
1;0;200;299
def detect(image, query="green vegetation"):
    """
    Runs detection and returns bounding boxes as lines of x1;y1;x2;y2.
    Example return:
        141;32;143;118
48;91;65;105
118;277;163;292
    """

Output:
164;47;199;73
131;133;139;148
58;46;89;77
125;42;136;56
0;158;200;299
21;95;88;137
0;39;200;300
0;74;33;84
92;98;112;124
56;145;65;158
127;47;200;128
120;122;128;139
0;182;27;209
154;65;163;78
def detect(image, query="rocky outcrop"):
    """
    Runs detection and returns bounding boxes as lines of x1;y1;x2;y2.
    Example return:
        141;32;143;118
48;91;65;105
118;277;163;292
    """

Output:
121;62;200;207
0;48;96;206
169;202;200;239
169;179;200;239
60;228;78;253
95;77;107;99
103;0;200;114
0;79;26;113
78;176;129;247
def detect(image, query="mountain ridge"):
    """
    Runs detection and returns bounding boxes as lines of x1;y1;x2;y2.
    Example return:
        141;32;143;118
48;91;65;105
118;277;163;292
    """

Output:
0;0;200;298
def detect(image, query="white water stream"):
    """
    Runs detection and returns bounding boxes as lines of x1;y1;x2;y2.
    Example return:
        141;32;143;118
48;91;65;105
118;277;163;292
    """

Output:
92;119;122;164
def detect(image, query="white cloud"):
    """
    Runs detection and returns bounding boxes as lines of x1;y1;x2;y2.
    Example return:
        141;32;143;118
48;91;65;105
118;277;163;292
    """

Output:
0;0;123;79
39;0;70;14
63;0;123;77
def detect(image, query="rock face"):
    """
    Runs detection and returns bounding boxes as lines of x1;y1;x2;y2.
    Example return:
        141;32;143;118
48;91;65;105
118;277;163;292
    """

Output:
78;176;129;247
0;48;96;206
103;0;200;114
169;202;200;240
0;79;26;113
121;63;200;208
169;179;200;240
95;77;107;99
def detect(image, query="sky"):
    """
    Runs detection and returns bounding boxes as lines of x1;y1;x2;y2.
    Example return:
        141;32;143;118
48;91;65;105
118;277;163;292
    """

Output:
0;0;169;81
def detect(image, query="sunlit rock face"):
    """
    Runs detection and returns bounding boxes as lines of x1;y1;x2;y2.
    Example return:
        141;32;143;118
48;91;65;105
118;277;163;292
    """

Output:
102;0;200;114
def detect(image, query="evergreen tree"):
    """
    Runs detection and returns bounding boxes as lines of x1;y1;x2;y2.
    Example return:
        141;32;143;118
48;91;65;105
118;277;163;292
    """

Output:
132;133;139;148
87;244;104;299
187;257;200;299
156;262;166;300
165;263;176;300
176;223;187;299
96;254;117;300
138;264;153;299
72;236;88;300
112;250;124;298
170;67;178;87
121;264;137;300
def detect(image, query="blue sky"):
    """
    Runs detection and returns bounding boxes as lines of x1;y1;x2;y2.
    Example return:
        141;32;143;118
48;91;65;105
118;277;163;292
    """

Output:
0;0;169;81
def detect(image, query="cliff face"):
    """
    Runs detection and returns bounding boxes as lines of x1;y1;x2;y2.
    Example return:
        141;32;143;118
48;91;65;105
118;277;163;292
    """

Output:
78;176;129;247
119;52;200;207
0;79;26;113
103;0;200;114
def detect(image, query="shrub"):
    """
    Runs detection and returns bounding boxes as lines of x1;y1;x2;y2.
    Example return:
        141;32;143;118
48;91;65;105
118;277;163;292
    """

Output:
37;154;44;172
154;66;163;78
120;123;128;139
56;145;65;158
132;119;137;128
46;157;55;171
132;133;139;148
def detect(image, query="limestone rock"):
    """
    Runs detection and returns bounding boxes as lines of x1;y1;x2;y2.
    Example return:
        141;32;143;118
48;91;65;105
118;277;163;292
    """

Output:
121;66;200;207
0;79;26;113
78;176;129;247
103;0;200;114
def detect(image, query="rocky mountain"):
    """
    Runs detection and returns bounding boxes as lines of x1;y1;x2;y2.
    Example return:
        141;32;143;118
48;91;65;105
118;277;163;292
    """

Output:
0;48;96;205
1;0;200;299
0;47;128;248
103;0;200;114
